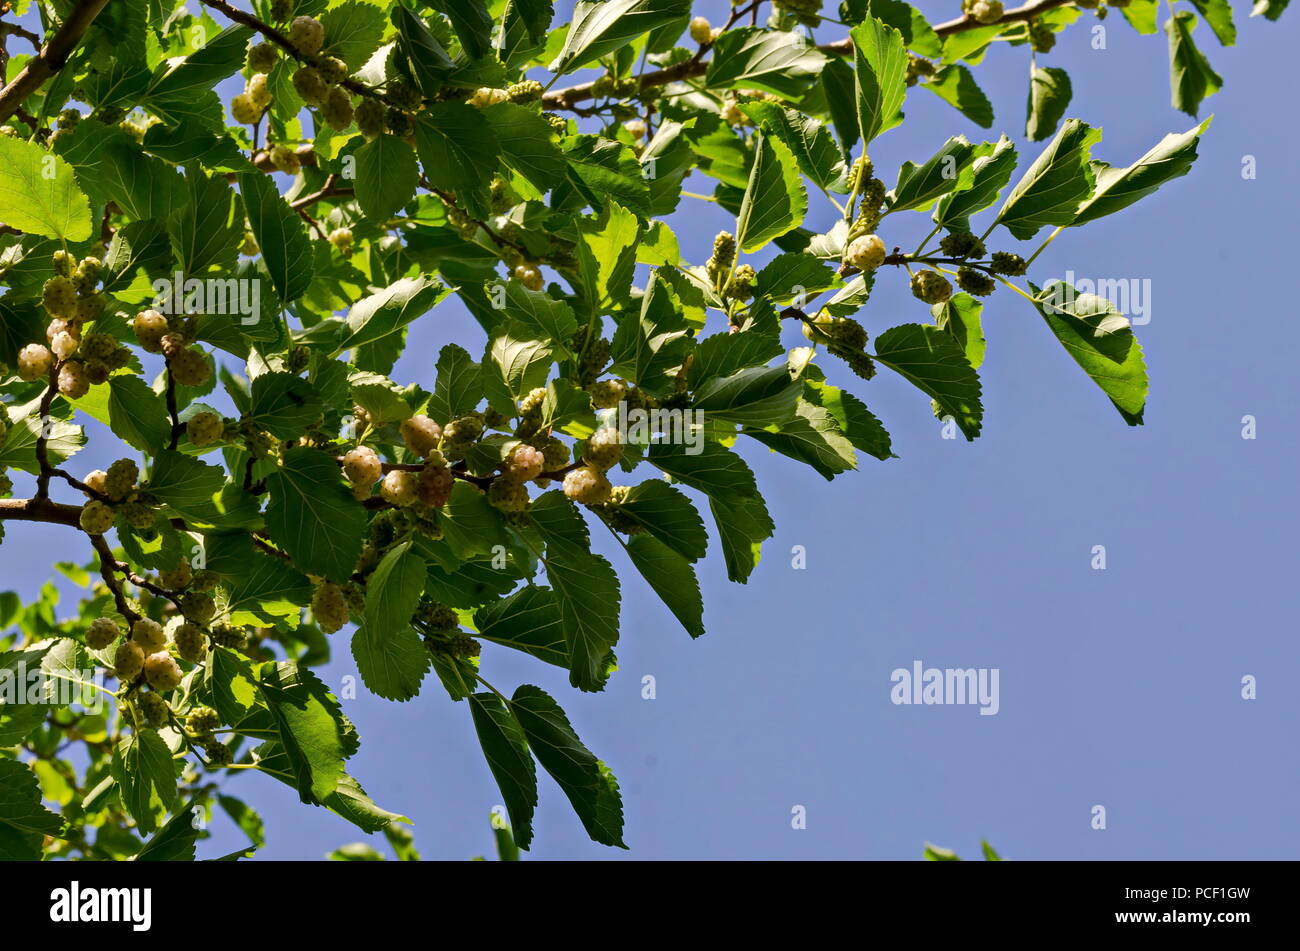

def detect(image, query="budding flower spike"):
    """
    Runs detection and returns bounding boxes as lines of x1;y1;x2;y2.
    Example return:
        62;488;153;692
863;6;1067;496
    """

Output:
0;0;1277;863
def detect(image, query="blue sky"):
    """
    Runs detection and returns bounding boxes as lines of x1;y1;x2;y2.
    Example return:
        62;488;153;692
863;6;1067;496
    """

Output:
4;2;1298;860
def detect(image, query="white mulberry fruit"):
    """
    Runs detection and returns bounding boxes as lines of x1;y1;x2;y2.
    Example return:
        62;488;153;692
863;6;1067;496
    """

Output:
105;459;138;501
400;414;442;457
144;651;183;691
248;42;279;72
231;92;262;124
582;427;624;471
132;618;167;653
270;143;302;174
416;463;453;508
85;617;121;650
846;234;887;271
158;561;192;590
173;622;208;663
170;348;211;387
137;691;169;728
312;581;349;634
562;465;612;505
186;411;224;448
114;640;145;680
322;85;354;130
133;310;169;352
964;0;1005;24
910;269;953;305
79;500;115;535
513;264;544;291
180;591;217;624
343;446;382;498
17;343;54;381
488;477;529;513
505;444;545;481
588;379;626;410
380;469;419;506
58;362;89;399
41;276;78;318
187;705;220;734
288;16;325;55
689;16;713;44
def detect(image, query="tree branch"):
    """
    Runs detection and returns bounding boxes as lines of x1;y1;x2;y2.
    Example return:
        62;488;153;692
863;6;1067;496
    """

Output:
0;0;112;123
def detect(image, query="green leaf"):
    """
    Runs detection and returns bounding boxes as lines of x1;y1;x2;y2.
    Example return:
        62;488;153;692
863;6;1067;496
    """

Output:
735;132;807;253
1026;66;1071;142
341;276;447;352
135;802;201;861
264;447;366;582
146;449;227;523
852;16;909;145
740;103;849;194
867;0;943;56
1028;280;1148;424
257;660;358;803
248;373;323;439
1166;12;1222;116
1071;120;1210;227
482;102;568;192
609;270;691;397
875;323;983;439
710;494;774;583
238;171;314;303
804;378;894;460
995;118;1101;240
692;365;801;426
562;134;652;219
624;533;705;637
320;0;389;68
501;281;579;346
218;794;266;850
414;105;500;220
613;480;708;561
821;57;861;152
352;625;431;702
530;492;621;692
169;169;242;276
743;398;857;480
468;692;538;850
392;4;456;93
576;201;640;308
0;758;65;860
510;684;626;848
932;292;987;370
475;586;569;668
111;731;176;836
933;135;1017;228
354;135;419;223
922;64;993;128
549;0;691;74
648;440;760;500
1186;0;1236;45
363;541;426;640
428;0;495;58
982;839;1003;860
888;136;976;213
482;322;554;412
0;135;92;240
705;27;829;98
429;344;483;423
108;375;172;452
1119;0;1160;33
1250;0;1290;21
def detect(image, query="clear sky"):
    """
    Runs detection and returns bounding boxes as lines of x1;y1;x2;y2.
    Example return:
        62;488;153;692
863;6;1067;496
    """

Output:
4;1;1297;860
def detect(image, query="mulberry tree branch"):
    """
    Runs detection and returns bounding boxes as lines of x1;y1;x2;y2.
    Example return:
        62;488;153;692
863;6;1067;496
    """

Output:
0;0;112;123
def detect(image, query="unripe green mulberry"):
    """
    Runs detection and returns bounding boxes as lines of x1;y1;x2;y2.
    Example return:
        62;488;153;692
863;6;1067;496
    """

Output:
355;96;387;139
956;267;997;297
16;344;54;381
288;15;324;55
689;15;713;43
506;80;544;103
846;234;887;271
322;85;354;130
416;462;453;508
73;256;101;288
170;348;211;387
42;276;78;318
442;414;484;448
385;107;413;137
80;332;116;363
533;434;570;470
269;143;302;174
504;444;545;481
846;351;877;381
1028;18;1056;53
115;640;145;681
380;469;419;506
387;81;423;112
137;691;169;728
187;706;220;735
418;599;458;630
249;42;280;72
119;502;155;530
187;411;224;448
488;476;529;512
989;251;1028;276
939;231;986;259
588;379;626;410
292;65;328;106
74;294;105;324
317;55;349;85
180;591;217;625
576;337;610;387
270;0;293;20
706;231;736;285
52;250;76;277
86;617;121;650
312;581;349;633
174;622;208;663
203;738;234;766
105;459;138;501
910;269;953;305
79;500;115;535
192;570;219;593
563;465;612;505
545;114;569;136
905;53;937;86
210;624;247;650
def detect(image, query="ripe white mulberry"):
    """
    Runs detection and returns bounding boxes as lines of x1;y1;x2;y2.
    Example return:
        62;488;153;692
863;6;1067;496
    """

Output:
588;379;627;410
114;640;145;680
58;362;89;399
689;16;713;43
562;465;612;505
582;427;624;471
231;93;262;124
144;651;183;691
288;16;325;55
965;0;1004;24
270;143;302;174
380;469;419;506
41;276;78;318
312;581;349;634
132;618;167;653
343;446;382;498
846;234;887;271
400;414;442;457
137;691;169;728
158;561;192;590
17;343;54;381
180;591;217;624
505;444;545;481
79;500;115;535
513;264;544;291
248;42;279;72
322;85;354;130
133;310;169;352
85;617;121;650
50;330;79;361
416;463;453;508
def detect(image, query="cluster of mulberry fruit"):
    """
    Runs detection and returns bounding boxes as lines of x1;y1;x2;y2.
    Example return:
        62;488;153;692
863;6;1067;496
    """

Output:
131;309;212;387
